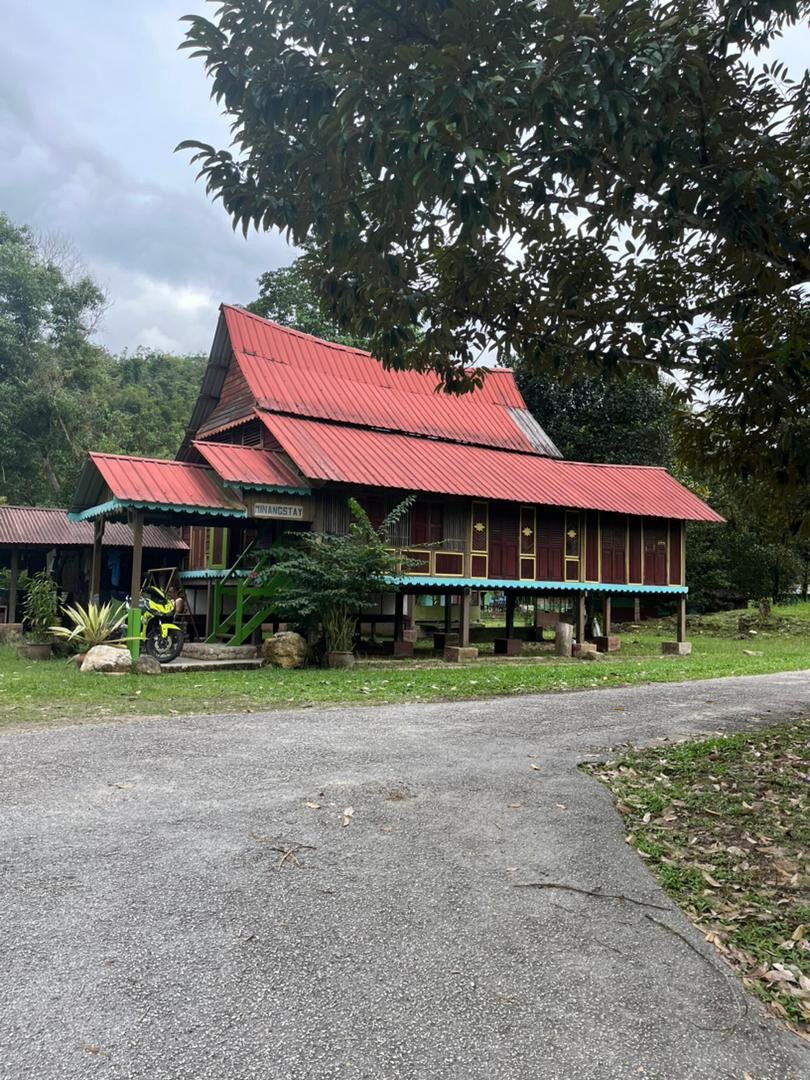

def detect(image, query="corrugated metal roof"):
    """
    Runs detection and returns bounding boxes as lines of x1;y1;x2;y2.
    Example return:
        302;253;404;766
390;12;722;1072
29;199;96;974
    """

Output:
87;453;243;512
260;415;724;522
192;441;309;491
0;506;187;549
220;306;561;455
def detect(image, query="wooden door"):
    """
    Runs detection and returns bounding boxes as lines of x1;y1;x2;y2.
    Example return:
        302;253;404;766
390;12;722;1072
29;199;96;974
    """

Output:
536;511;564;581
600;516;627;584
489;505;519;579
643;522;668;585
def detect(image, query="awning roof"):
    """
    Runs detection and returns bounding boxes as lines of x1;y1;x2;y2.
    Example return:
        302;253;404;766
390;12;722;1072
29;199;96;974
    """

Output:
69;453;245;520
192;441;310;493
260;414;724;522
0;505;187;549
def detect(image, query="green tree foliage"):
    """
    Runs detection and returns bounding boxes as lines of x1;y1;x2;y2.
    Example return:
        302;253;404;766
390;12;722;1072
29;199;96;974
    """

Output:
99;349;207;461
179;0;810;500
515;367;673;466
248;256;369;348
0;211;206;504
265;497;414;655
0;213;108;503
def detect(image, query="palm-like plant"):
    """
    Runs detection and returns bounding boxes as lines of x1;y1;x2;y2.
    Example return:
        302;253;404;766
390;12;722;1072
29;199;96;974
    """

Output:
50;601;128;650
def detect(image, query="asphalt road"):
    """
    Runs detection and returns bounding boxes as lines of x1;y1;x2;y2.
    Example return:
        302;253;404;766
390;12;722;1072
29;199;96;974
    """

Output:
1;670;809;1080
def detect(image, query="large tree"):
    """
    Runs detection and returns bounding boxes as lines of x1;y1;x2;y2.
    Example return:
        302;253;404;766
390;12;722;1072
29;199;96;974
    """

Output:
179;0;809;497
0;213;108;504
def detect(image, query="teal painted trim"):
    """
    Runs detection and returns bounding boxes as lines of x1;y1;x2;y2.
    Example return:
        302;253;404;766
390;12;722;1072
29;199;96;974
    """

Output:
68;499;121;522
179;569;250;581
223;481;312;496
69;497;246;521
384;575;688;595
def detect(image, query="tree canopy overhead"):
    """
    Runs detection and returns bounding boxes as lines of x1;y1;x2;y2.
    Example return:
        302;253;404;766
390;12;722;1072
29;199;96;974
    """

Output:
180;0;809;376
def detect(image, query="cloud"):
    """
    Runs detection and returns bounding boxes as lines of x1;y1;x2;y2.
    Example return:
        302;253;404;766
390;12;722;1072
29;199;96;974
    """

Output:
0;0;293;355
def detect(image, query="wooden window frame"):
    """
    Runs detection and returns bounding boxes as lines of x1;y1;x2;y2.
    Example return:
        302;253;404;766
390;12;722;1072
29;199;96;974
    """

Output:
470;501;488;554
564;511;581;582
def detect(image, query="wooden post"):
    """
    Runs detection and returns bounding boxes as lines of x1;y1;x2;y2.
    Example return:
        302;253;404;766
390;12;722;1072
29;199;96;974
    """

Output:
505;592;516;638
633;596;641;623
444;593;452;634
577;592;586;644
90;518;105;604
8;548;18;623
604;595;612;636
459;588;471;647
393;590;404;642
677;594;687;643
128;511;144;660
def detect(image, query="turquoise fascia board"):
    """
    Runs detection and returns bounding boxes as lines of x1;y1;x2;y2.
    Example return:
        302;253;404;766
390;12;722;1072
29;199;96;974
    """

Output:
384;575;688;595
223;481;312;496
69;498;246;522
179;569;250;581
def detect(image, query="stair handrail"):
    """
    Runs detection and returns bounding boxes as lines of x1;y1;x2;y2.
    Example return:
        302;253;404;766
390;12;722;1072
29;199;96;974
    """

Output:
220;538;257;585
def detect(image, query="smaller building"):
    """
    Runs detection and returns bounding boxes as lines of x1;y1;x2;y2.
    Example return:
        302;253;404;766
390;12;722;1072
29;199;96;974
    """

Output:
0;505;187;625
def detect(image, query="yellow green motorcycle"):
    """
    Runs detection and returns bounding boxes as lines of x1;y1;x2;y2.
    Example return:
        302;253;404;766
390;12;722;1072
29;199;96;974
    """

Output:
135;581;185;663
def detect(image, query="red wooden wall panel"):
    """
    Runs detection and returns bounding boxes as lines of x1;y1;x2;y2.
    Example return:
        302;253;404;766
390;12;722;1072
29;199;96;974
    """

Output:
536;510;564;581
628;519;642;583
669;521;683;585
585;511;599;580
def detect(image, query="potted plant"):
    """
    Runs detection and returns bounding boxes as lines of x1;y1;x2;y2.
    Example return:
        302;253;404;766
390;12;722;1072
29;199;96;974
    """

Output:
18;570;59;660
264;496;415;668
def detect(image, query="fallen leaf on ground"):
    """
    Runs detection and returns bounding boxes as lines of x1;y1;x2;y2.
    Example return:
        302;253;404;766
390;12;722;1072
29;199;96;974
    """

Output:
529;763;541;771
342;807;354;826
304;801;320;810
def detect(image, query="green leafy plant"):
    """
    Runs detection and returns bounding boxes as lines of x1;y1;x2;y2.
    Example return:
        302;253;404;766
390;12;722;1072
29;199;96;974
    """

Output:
22;571;59;644
264;496;415;658
50;600;129;651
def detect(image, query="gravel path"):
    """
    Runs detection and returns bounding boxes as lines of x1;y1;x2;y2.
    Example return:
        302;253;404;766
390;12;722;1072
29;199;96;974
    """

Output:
1;670;808;1080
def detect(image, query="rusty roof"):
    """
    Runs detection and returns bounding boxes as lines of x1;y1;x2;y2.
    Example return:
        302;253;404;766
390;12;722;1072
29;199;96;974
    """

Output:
197;306;562;456
0;506;187;548
259;415;724;522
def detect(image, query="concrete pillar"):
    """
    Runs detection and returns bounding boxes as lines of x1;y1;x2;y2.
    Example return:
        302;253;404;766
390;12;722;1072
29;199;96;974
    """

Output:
394;590;404;641
505;592;516;638
90;518;105;604
459;588;471;647
633;596;641;622
604;595;612;636
8;548;19;623
576;593;586;644
677;593;687;643
444;593;452;634
554;621;573;657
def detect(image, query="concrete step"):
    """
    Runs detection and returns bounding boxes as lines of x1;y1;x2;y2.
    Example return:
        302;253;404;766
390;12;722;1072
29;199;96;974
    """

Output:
161;657;264;674
181;642;259;661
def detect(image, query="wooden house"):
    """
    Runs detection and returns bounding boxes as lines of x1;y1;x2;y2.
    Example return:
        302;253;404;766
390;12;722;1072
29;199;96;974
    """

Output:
69;305;723;651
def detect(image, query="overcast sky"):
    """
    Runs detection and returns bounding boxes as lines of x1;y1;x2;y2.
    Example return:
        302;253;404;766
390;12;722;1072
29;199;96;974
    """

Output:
1;2;807;357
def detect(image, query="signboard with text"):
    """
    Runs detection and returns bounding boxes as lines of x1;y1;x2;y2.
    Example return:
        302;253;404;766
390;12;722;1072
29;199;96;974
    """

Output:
251;498;312;521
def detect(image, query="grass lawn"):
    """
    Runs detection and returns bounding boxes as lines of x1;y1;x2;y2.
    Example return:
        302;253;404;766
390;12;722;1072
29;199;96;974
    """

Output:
0;629;807;729
587;719;810;1040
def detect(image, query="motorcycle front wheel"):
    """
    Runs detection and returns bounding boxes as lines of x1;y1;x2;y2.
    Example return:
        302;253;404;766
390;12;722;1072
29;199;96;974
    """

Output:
144;625;185;663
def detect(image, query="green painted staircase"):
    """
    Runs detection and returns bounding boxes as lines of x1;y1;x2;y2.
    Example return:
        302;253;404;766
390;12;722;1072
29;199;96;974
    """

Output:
205;542;283;647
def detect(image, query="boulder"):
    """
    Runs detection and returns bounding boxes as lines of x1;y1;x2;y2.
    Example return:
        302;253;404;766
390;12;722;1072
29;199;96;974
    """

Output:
135;655;163;675
262;631;308;669
80;644;132;674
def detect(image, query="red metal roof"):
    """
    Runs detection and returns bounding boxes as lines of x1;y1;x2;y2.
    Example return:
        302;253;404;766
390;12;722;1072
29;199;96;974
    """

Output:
88;453;243;511
192;441;308;489
260;415;724;522
220;306;556;453
0;506;187;549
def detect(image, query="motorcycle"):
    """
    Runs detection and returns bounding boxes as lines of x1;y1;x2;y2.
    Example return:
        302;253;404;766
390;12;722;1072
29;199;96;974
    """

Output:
129;577;185;663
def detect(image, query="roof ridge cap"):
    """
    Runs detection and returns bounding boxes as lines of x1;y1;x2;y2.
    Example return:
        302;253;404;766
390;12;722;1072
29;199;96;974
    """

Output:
222;304;372;356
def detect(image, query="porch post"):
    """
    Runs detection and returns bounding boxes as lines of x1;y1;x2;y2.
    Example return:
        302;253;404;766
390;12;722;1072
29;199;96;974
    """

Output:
444;593;452;634
8;548;18;623
505;592;516;638
677;594;687;643
604;595;612;636
633;596;641;622
90;517;105;604
128;510;144;660
576;592;586;644
393;590;404;642
459;588;471;647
